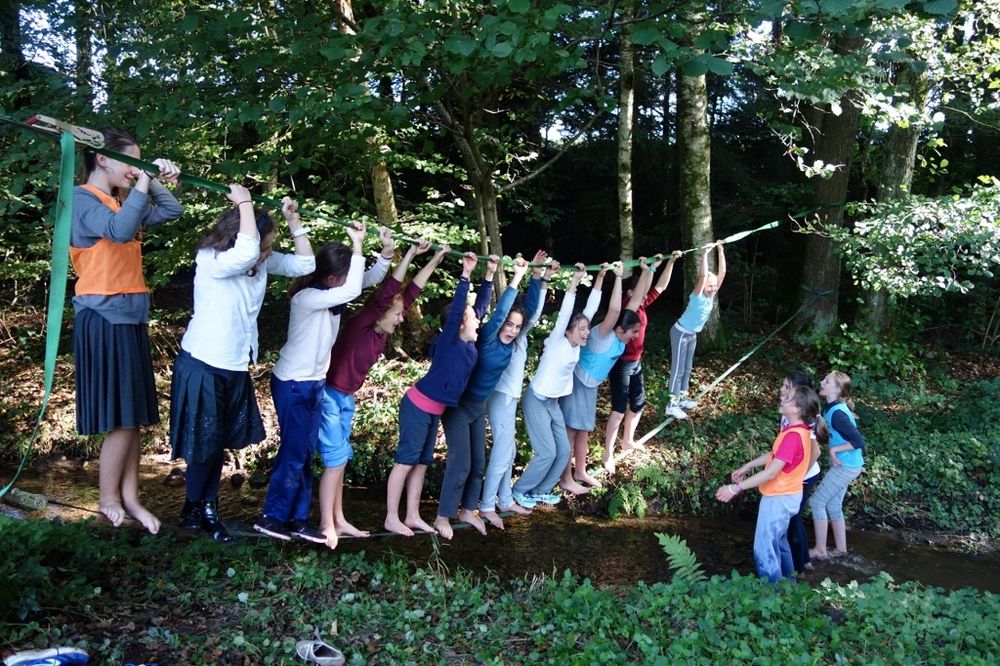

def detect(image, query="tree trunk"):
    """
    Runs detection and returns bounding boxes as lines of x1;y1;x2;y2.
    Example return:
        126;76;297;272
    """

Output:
74;1;93;103
859;65;928;335
676;50;721;345
1;1;23;72
617;7;635;262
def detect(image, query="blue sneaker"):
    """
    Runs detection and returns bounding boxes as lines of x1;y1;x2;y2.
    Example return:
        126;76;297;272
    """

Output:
512;491;538;509
529;492;561;506
4;647;89;665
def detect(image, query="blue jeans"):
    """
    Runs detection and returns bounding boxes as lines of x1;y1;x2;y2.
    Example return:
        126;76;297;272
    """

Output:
754;493;801;582
262;377;325;523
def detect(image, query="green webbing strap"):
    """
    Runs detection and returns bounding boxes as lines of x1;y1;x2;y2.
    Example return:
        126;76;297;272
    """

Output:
628;288;837;450
0;131;75;498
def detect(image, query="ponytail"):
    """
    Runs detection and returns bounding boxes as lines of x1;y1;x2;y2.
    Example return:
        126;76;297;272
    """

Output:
813;415;830;447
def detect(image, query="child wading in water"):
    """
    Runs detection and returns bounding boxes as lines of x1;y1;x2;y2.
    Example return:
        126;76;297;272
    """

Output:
72;127;182;534
384;252;488;537
716;384;826;582
665;242;725;420
255;223;392;543
172;192;315;542
809;371;866;560
319;240;447;548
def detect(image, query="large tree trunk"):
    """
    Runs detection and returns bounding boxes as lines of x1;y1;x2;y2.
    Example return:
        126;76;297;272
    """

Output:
859;66;928;335
676;54;721;345
617;8;635;262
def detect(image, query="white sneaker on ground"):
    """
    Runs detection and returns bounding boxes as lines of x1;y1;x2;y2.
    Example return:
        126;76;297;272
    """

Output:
679;399;698;410
666;405;688;420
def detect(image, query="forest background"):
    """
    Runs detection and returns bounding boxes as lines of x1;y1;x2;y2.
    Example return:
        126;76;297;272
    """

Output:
2;1;1000;663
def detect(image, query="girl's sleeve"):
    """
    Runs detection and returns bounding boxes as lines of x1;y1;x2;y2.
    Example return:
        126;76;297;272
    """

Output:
74;188;148;243
441;277;472;341
521;279;547;338
583;286;602;320
547;289;576;342
831;411;866;450
481;286;518;341
292;255;366;311
352;274;404;329
266;250;316;277
473;279;494;320
362;254;392;289
200;233;261;278
141;180;184;226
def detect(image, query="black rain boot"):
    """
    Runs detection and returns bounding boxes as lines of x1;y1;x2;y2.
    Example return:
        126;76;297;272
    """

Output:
178;500;202;531
201;498;234;543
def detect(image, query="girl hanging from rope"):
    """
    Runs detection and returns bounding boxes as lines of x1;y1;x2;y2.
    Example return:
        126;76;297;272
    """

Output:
318;240;448;549
666;242;725;420
254;223;396;542
435;254;535;539
511;263;593;507
602;251;682;474
479;253;553;529
72;127;182;534
170;191;315;542
561;260;644;490
809;371;866;560
715;384;826;582
384;252;493;537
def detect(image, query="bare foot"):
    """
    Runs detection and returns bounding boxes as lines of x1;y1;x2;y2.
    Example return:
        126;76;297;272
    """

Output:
433;516;454;540
480;510;505;530
603;457;617;475
335;521;370;538
575;472;603;488
320;524;340;550
99;502;126;528
458;509;487;535
808;548;828;560
123;498;160;535
560;479;590;495
405;516;438;535
621;440;646;452
500;502;532;516
385;516;415;537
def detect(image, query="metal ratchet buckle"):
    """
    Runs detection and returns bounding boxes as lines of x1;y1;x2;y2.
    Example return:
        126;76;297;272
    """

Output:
25;114;105;148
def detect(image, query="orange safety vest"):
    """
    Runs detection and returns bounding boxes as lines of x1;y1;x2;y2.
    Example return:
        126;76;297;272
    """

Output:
759;424;810;497
70;184;149;296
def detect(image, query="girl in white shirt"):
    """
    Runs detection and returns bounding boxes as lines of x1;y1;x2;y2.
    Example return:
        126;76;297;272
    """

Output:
171;188;315;543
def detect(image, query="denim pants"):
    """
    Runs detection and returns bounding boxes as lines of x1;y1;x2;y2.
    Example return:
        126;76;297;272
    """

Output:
809;465;863;521
754;493;801;583
481;391;519;511
512;390;570;496
262;377;325;522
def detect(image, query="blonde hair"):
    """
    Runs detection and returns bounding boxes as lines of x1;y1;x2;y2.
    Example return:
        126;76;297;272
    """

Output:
827;370;856;413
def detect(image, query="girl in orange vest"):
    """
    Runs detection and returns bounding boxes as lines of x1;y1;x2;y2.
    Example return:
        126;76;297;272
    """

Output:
72;128;182;534
715;384;827;582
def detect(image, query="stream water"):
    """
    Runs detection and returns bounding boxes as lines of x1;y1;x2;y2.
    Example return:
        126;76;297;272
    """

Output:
3;460;998;593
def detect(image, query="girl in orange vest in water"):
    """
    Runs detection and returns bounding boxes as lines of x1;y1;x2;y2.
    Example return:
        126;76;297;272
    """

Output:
71;128;182;534
715;384;827;582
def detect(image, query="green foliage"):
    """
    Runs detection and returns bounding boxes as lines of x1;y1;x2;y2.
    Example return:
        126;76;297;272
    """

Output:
655;533;707;585
814;322;927;383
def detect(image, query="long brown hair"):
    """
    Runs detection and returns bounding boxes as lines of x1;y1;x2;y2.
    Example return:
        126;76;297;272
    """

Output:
198;206;275;276
288;242;354;297
792;385;829;446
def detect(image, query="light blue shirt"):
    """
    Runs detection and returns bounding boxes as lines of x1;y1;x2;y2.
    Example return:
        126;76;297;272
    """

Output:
676;293;714;333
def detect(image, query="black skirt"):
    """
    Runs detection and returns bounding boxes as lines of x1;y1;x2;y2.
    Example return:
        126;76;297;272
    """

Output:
169;348;266;465
73;308;159;435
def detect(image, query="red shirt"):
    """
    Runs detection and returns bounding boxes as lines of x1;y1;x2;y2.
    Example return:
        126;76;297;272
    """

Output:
621;288;660;361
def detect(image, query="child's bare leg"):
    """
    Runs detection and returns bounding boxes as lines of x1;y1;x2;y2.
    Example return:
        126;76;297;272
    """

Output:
560;461;590;495
404;464;436;534
831;520;848;554
458;508;486;535
572;430;601;487
810;518;830;558
384;463;414;536
603;411;624;474
433;514;454;539
331;465;368;538
118;428;160;534
98;428;131;527
318;466;340;548
621;408;645;451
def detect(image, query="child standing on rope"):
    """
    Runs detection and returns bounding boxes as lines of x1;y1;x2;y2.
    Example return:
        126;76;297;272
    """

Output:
72;127;182;534
666;242;726;420
603;251;681;474
715;384;826;582
436;255;534;539
511;263;593;507
384;252;489;537
480;255;552;528
318;240;447;549
561;260;642;490
170;191;315;542
809;371;866;560
254;223;393;542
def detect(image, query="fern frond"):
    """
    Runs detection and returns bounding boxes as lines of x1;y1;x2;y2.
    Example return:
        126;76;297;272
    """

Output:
655;532;706;585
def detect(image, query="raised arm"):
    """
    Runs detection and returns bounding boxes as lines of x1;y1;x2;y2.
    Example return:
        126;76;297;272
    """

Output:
361;227;398;289
392;239;431;283
625;257;654;312
281;197;313;258
715;241;727;288
598;261;624;337
548;262;584;340
655;250;682;293
473;254;499;320
694;246;711;295
482;257;530;341
412;243;449;290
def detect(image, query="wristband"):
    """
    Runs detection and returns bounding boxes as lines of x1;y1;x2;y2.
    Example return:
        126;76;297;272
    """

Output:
236;200;253;207
291;227;310;238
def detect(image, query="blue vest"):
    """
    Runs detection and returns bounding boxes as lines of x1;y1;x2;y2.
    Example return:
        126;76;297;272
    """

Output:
824;401;864;468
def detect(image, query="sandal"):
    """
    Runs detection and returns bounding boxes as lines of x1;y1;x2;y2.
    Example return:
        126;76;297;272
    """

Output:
295;640;345;666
